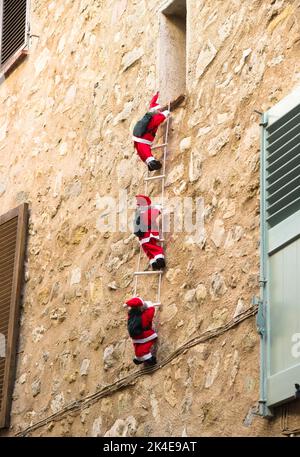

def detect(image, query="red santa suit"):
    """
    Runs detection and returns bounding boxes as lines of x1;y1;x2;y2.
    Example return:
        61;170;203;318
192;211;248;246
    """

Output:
133;92;170;168
125;297;157;365
134;195;166;270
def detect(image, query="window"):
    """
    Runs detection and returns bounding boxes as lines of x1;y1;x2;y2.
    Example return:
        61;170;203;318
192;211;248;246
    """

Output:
0;203;28;429
0;0;30;77
159;0;186;104
260;87;300;412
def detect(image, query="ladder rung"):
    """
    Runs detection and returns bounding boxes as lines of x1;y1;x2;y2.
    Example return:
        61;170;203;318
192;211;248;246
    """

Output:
144;174;166;181
151;143;168;150
134;271;163;276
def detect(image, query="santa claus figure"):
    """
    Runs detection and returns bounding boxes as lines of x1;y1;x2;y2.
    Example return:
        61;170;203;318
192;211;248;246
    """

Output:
124;297;158;366
133;194;166;270
133;91;170;171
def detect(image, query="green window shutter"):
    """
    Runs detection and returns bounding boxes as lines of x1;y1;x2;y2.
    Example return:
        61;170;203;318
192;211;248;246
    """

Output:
0;204;28;429
261;88;300;408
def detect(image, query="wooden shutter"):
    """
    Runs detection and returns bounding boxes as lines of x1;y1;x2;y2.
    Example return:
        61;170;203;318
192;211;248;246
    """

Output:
261;88;300;408
0;203;28;429
0;0;29;73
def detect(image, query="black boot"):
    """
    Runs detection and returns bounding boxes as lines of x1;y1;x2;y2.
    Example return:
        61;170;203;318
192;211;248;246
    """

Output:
148;160;162;171
152;261;160;271
144;356;157;367
133;358;143;365
156;258;166;269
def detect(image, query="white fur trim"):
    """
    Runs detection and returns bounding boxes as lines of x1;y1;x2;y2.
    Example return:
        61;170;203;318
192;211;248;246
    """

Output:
154;254;164;260
133;136;153;145
134;353;153;361
149;105;161;112
132;333;157;344
146;157;155;164
150;254;164;265
161;110;170;118
140;234;160;245
152;204;162;210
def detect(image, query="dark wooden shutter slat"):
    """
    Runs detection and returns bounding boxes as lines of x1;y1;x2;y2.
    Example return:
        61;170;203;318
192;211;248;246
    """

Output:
0;303;11;313
0;304;11;315
0;226;18;240
2;36;25;61
2;4;27;31
0;313;12;325
0;239;17;250
0;203;28;429
1;232;16;246
0;217;18;230
0;299;12;309
0;274;14;286
0;303;10;313
0;321;10;332
0;308;11;319
2;19;26;47
0;269;15;282
0;255;15;266
0;292;13;304
0;247;15;259
0;267;15;279
0;224;18;236
0;230;18;245
0;255;15;268
0;259;15;272
0;290;11;306
0;247;17;258
0;300;12;310
0;291;13;304
0;263;15;275
0;0;28;67
0;276;14;289
0;308;10;318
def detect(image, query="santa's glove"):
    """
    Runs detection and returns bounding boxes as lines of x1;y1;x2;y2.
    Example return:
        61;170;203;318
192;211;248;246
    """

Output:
144;301;161;308
152;204;162;212
161;110;170;118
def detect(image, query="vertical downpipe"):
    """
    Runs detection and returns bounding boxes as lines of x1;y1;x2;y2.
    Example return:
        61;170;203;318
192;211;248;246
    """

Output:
259;112;269;416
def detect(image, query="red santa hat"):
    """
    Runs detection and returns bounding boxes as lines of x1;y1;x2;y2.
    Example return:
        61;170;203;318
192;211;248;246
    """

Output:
149;91;161;112
125;297;145;308
136;194;151;206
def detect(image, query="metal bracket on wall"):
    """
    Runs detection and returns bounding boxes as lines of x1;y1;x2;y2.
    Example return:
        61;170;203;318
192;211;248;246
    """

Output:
252;296;265;337
257;401;274;418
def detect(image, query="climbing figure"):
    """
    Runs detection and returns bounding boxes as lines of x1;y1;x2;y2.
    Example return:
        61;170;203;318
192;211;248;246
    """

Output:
124;297;158;366
133;91;170;171
133;194;166;271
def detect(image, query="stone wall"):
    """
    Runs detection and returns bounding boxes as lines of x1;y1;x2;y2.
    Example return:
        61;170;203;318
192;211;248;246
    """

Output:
0;0;300;436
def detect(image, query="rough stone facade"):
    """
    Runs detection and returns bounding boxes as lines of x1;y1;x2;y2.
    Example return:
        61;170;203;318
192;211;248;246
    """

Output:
0;0;300;437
